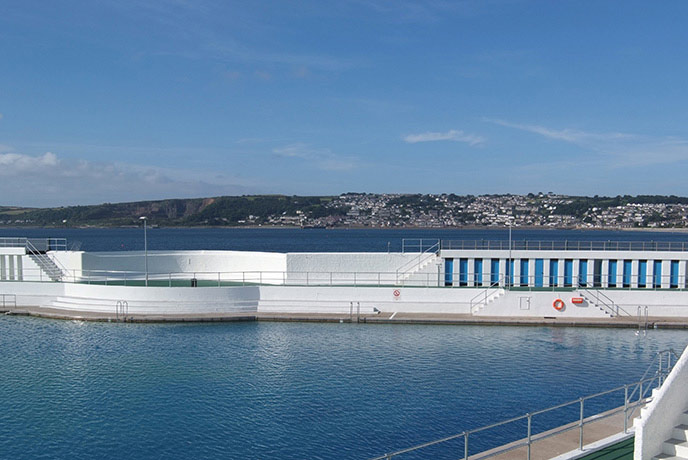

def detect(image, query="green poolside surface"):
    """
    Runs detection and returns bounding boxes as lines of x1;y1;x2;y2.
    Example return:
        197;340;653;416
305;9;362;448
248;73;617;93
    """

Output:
579;437;634;460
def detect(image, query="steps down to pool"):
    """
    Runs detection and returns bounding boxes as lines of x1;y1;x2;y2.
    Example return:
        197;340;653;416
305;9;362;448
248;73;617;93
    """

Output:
654;415;688;460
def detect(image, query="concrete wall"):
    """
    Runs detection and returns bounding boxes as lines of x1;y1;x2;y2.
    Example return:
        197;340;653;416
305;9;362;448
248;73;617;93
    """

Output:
481;291;608;318
55;283;259;315
635;345;688;460
285;252;426;285
0;281;65;308
77;250;287;281
258;285;474;314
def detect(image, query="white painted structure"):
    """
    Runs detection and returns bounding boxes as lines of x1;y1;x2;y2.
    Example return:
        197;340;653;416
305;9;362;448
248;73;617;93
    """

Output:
4;237;688;318
634;346;688;460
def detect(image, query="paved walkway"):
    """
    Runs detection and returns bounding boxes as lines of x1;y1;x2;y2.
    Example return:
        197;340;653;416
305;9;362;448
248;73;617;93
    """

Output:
470;406;635;460
4;305;688;328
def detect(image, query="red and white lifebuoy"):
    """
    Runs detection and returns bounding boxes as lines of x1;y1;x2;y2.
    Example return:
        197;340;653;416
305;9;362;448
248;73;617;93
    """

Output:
553;299;565;311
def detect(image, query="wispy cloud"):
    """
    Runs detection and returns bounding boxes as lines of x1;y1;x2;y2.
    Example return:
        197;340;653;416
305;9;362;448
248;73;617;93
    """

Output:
485;118;633;144
487;118;688;168
404;129;485;146
273;143;357;171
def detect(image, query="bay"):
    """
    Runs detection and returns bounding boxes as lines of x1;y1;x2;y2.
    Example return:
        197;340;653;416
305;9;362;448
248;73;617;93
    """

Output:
1;227;687;252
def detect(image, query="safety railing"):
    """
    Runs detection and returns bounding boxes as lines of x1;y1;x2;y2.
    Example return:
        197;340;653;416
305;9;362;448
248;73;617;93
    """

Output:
469;276;505;314
402;239;441;254
0;293;16;309
371;350;677;460
580;289;633;317
396;240;440;283
440;240;688;252
452;272;688;291
8;267;688;293
25;239;68;281
0;237;67;251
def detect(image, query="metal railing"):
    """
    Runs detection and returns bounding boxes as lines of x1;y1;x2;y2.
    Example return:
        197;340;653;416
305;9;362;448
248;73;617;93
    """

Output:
580;289;633;317
8;267;688;295
450;272;688;291
402;239;441;253
1;293;16;309
469;276;505;313
440;240;688;252
25;239;68;281
371;349;678;460
0;237;67;251
396;240;440;283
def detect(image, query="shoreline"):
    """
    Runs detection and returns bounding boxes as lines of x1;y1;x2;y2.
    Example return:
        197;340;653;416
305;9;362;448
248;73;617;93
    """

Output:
4;306;688;329
3;224;688;233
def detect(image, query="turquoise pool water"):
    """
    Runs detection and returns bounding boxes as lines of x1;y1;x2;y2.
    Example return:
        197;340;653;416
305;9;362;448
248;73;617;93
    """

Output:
1;316;685;459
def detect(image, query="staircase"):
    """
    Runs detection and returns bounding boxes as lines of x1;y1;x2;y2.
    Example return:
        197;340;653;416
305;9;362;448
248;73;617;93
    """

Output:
470;286;505;314
27;252;65;281
396;240;440;285
579;289;632;317
653;414;688;459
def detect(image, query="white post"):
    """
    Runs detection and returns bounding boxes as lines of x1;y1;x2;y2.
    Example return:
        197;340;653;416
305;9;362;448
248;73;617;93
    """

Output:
140;216;148;286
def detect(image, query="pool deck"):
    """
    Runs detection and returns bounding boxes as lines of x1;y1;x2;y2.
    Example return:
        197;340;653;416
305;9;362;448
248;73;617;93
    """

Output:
469;406;636;460
3;305;688;329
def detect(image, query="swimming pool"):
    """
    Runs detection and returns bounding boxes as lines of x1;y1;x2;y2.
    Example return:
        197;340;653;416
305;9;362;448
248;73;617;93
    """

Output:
0;316;685;459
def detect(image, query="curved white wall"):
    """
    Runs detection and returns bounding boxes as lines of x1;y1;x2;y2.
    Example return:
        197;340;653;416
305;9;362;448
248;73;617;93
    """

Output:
635;346;688;460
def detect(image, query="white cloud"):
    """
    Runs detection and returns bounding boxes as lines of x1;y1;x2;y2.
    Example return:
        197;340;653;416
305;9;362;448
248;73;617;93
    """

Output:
403;129;485;146
273;143;357;171
0;152;58;173
0;150;261;207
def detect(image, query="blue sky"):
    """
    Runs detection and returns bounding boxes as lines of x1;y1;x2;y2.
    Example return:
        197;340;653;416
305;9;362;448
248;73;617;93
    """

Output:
1;0;688;206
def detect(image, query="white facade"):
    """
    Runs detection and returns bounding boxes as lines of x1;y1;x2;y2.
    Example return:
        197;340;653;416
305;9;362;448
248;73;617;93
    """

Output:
3;244;688;319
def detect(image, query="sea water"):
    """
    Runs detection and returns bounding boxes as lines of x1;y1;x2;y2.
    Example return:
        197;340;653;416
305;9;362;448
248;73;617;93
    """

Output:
1;316;687;460
1;226;687;252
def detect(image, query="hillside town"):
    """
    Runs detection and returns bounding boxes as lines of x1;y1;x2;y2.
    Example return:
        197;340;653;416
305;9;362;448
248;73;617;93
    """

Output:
3;193;688;229
270;193;688;229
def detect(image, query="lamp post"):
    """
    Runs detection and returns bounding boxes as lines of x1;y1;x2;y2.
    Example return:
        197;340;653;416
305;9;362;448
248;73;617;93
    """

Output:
508;220;512;289
140;216;148;286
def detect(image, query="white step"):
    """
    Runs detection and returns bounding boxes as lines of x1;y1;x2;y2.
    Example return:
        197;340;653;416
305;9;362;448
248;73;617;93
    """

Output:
653;454;688;460
673;425;688;442
663;439;688;457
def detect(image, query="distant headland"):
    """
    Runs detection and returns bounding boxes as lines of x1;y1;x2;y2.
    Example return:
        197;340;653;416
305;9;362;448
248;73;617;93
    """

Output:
3;192;688;230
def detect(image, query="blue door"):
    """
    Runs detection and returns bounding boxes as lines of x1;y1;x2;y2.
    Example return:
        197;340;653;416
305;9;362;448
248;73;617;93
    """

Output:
593;260;602;287
608;260;617;287
534;259;543;287
549;259;559;286
459;258;468;286
444;258;453;286
653;260;662;288
671;260;679;288
638;260;647;288
490;259;500;284
623;260;632;287
564;259;573;287
579;260;588;287
474;259;483;285
520;259;529;286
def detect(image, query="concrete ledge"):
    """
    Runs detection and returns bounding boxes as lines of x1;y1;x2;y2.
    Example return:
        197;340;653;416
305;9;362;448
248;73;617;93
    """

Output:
6;306;688;329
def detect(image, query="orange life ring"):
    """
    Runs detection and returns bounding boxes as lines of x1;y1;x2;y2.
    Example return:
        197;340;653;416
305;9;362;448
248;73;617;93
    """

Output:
553;299;565;311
